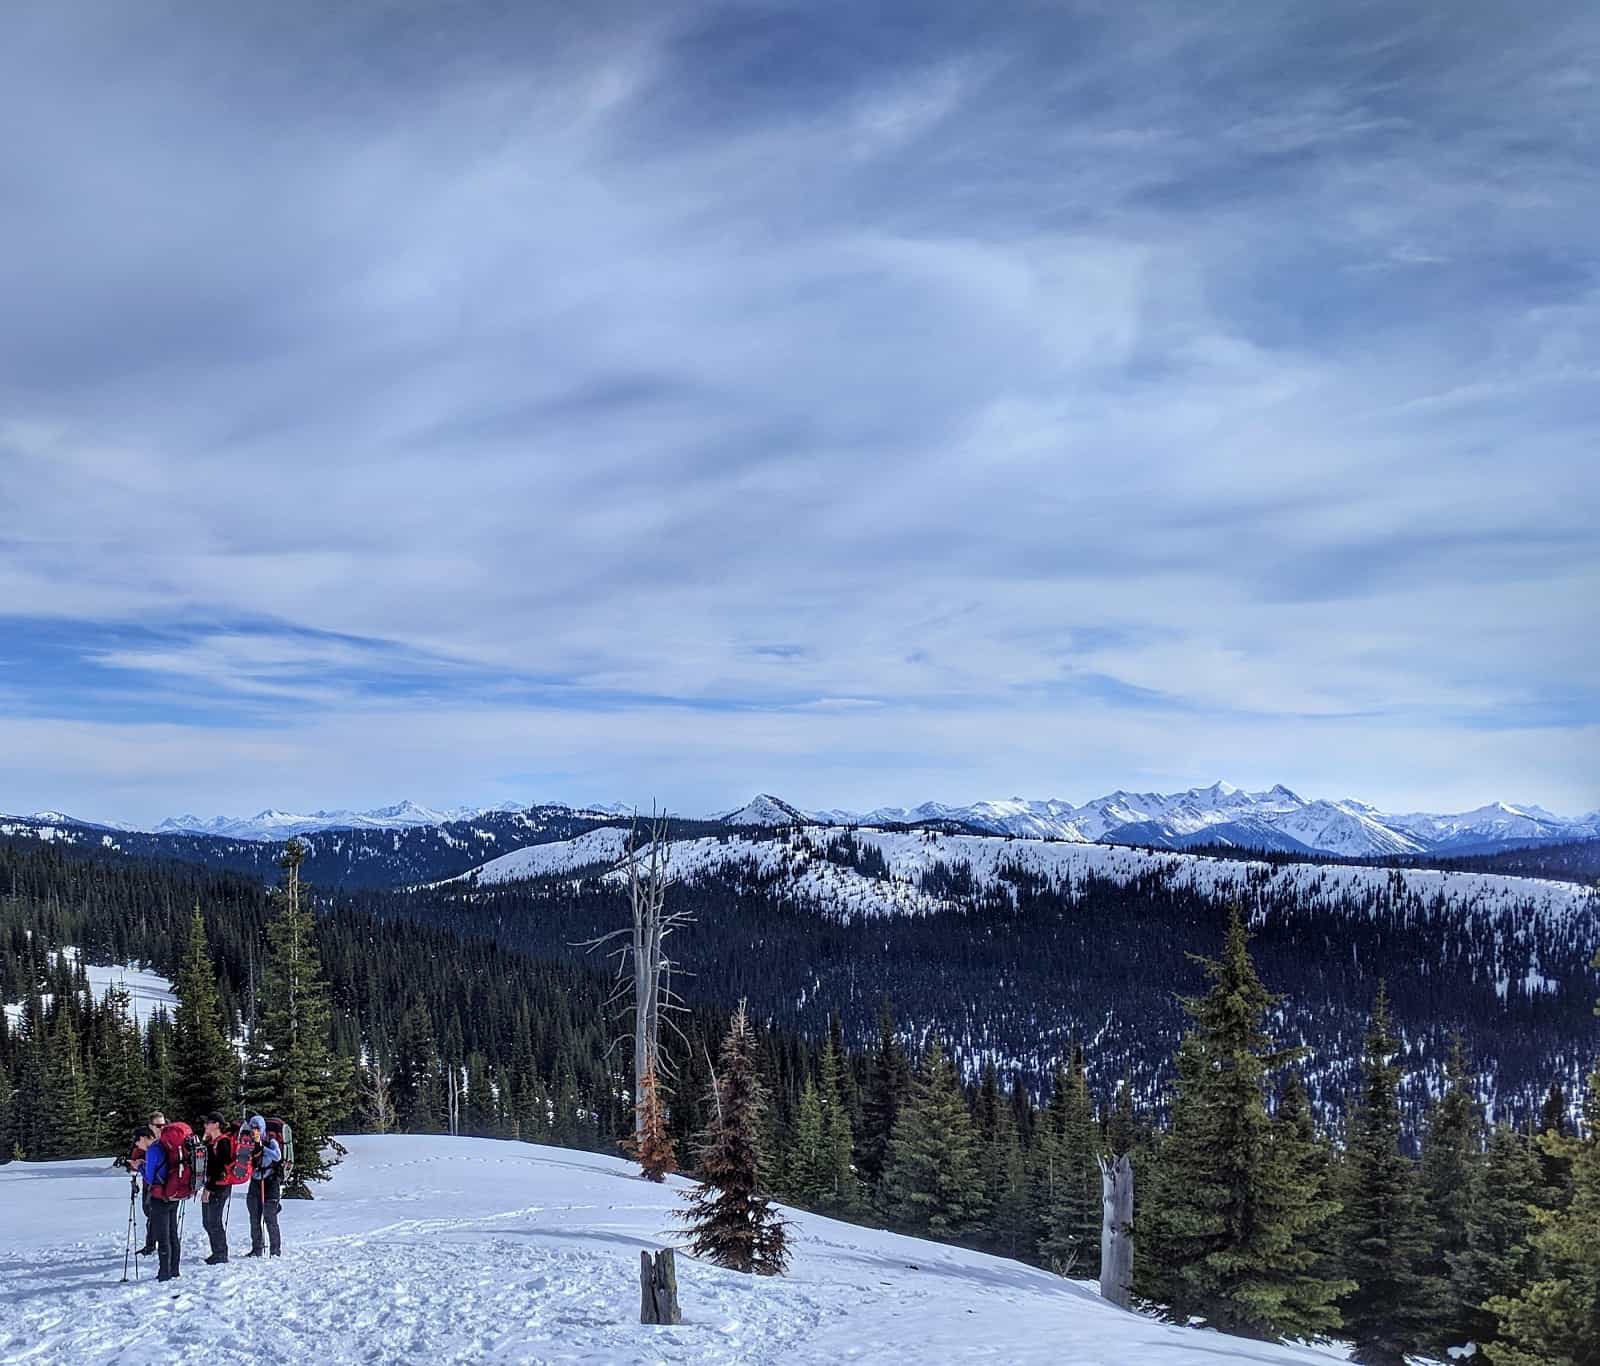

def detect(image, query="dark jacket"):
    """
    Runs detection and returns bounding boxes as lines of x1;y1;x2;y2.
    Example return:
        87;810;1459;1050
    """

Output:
205;1132;235;1190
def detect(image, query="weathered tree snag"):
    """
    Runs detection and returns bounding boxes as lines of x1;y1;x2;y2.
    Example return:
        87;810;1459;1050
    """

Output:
1098;1153;1134;1309
639;1248;682;1325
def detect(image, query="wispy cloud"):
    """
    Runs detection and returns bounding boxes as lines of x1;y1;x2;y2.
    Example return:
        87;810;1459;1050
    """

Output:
1;0;1596;821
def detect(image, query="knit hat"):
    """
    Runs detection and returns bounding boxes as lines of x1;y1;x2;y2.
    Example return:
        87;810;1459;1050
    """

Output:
249;1113;267;1134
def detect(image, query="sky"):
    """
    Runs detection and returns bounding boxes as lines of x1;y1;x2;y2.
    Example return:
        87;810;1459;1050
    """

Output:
2;0;1597;826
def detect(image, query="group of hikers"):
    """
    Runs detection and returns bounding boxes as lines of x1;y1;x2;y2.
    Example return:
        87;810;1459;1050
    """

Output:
117;1109;290;1282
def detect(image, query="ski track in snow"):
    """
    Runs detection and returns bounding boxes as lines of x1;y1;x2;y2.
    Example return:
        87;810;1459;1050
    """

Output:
0;1135;1359;1366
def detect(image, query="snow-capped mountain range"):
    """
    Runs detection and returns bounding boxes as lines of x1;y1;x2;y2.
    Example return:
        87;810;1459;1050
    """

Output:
790;782;1599;858
8;782;1596;859
151;798;632;841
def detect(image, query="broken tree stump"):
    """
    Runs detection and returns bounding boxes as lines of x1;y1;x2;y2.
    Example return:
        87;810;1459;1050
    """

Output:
640;1248;682;1325
1098;1153;1134;1310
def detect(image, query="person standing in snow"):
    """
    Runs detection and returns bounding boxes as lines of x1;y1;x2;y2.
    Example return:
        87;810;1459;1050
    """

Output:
200;1113;235;1264
133;1111;166;1257
245;1114;282;1258
142;1119;183;1281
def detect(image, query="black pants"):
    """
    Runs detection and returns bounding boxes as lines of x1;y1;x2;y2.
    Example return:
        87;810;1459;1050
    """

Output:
247;1176;281;1255
202;1186;231;1260
149;1197;181;1278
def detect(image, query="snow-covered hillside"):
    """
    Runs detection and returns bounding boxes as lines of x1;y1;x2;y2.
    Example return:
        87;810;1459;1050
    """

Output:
1;946;176;1029
456;825;1597;924
0;1135;1357;1366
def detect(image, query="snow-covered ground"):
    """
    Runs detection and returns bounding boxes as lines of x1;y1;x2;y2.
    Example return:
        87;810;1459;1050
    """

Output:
456;825;1597;925
0;1135;1357;1365
1;947;176;1029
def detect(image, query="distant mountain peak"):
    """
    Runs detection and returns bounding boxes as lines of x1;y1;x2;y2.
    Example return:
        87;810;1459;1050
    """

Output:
720;794;810;827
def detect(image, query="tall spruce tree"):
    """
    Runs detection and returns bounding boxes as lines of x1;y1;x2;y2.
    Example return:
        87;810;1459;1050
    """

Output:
1484;1059;1600;1366
245;840;350;1194
1137;908;1348;1341
982;1080;1031;1258
818;1035;859;1213
786;1074;827;1206
1338;984;1434;1366
96;983;150;1147
1417;1035;1484;1351
860;1000;906;1192
392;1004;445;1133
1037;1047;1100;1276
882;1035;985;1238
172;904;237;1122
1452;1124;1542;1350
47;1011;96;1157
678;1003;788;1275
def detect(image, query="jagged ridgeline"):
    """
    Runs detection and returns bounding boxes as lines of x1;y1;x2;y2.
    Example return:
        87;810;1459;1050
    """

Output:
347;825;1599;1130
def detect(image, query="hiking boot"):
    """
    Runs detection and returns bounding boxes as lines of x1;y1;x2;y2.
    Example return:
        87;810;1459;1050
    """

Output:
157;1272;173;1282
204;1255;226;1265
244;1249;264;1258
269;1250;281;1258
136;1245;157;1256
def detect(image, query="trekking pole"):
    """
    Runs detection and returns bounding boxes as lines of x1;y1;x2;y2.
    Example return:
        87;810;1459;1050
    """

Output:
121;1178;138;1283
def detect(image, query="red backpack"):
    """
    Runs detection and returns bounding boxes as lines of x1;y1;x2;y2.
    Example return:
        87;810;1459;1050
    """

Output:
152;1120;198;1200
222;1125;256;1186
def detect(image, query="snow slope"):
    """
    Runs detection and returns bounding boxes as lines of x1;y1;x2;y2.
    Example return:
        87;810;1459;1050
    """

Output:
456;826;1597;924
0;1135;1356;1366
1;947;176;1030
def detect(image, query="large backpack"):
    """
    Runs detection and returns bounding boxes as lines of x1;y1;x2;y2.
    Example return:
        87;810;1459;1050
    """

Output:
223;1125;256;1186
266;1117;294;1180
152;1120;198;1200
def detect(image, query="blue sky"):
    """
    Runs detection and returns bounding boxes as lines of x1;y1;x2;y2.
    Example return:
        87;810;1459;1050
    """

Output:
2;0;1596;824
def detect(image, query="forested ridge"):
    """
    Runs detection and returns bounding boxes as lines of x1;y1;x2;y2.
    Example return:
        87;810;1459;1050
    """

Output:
3;836;1596;1363
350;849;1599;1130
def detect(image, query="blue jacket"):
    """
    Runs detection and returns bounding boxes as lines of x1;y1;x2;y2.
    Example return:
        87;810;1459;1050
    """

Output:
142;1142;168;1190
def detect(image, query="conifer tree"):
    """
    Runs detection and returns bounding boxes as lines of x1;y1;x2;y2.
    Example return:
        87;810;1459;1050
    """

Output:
626;1059;677;1182
1276;1071;1343;1295
1038;1047;1100;1276
393;1004;445;1133
860;1000;906;1192
1484;1059;1600;1366
786;1074;827;1205
245;840;350;1193
982;1081;1031;1258
679;1003;788;1275
144;1008;176;1114
1452;1124;1541;1350
818;1036;859;1213
172;904;237;1122
1339;984;1434;1366
47;1011;96;1156
1537;1078;1574;1203
7;982;51;1159
1417;1035;1484;1350
96;983;150;1146
1138;909;1348;1341
1104;1077;1137;1159
882;1035;985;1238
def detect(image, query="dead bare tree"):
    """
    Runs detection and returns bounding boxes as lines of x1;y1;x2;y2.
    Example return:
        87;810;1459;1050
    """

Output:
579;808;693;1138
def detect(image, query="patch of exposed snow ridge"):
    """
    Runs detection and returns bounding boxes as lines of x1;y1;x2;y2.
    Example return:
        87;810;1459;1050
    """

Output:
0;1134;1358;1365
455;827;1595;924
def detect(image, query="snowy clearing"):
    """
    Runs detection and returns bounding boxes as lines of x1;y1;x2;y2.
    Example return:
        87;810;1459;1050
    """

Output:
1;948;176;1030
0;1134;1359;1366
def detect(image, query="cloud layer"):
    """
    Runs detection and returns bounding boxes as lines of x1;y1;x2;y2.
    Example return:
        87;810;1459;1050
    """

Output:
2;1;1597;821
